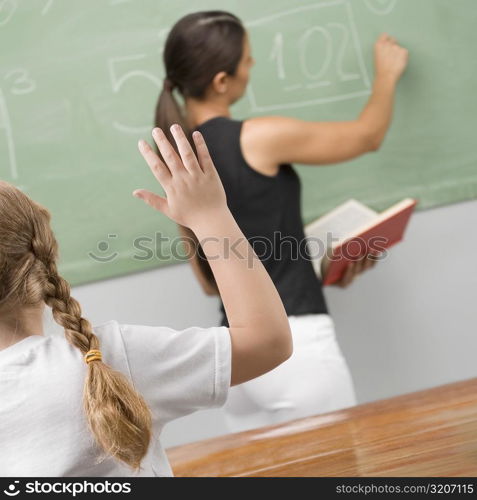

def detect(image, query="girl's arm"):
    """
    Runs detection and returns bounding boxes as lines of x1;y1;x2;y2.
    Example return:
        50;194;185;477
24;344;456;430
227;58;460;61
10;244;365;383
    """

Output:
135;125;292;386
240;34;409;171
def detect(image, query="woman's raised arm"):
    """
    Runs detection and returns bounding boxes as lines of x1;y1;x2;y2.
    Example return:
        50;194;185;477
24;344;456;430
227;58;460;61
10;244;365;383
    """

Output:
240;33;409;170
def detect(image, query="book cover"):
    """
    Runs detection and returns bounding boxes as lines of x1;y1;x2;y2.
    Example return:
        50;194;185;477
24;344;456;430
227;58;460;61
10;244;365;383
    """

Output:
304;198;418;286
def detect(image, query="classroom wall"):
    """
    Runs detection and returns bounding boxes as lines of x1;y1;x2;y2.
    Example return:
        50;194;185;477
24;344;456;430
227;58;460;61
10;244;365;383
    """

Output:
44;197;477;448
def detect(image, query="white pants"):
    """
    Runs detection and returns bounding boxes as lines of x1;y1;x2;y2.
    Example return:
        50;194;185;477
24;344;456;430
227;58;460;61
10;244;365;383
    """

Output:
222;313;357;433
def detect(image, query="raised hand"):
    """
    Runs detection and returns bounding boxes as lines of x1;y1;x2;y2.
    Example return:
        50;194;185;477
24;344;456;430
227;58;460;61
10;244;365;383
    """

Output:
134;124;227;230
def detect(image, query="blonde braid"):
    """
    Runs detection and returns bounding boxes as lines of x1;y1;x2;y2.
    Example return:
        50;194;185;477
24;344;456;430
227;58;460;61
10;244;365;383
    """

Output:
0;181;152;471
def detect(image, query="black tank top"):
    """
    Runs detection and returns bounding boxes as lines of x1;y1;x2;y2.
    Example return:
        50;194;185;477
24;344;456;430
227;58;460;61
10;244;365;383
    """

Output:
195;116;329;327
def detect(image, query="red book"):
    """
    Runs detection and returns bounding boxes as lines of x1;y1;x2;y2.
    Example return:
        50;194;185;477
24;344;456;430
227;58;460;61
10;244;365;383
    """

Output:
304;198;418;286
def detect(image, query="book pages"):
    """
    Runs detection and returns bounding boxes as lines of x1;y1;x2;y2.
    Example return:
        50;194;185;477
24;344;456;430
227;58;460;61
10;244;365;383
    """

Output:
304;199;378;247
304;199;378;278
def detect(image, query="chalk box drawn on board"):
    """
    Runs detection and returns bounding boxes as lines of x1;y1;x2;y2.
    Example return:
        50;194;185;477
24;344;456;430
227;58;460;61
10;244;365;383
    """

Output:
108;54;162;134
245;1;370;112
364;0;397;16
0;0;16;26
0;88;17;179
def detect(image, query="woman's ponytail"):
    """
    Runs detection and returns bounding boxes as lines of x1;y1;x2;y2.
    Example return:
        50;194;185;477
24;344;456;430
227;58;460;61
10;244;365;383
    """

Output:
154;12;245;296
154;78;191;153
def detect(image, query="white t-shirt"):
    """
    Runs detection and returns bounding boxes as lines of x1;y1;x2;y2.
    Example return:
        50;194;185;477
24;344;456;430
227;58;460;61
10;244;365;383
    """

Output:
0;320;231;477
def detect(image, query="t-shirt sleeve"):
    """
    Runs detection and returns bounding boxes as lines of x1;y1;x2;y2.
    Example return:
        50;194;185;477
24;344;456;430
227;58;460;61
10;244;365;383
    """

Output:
117;323;232;426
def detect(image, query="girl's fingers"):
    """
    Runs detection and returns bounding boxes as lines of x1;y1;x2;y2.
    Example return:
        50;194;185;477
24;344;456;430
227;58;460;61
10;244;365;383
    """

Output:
133;189;168;215
192;131;215;173
152;127;183;175
138;140;172;185
170;124;201;174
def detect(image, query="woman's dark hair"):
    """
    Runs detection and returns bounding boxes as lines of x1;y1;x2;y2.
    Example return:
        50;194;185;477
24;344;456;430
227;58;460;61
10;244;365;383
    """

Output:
154;11;245;292
154;10;245;145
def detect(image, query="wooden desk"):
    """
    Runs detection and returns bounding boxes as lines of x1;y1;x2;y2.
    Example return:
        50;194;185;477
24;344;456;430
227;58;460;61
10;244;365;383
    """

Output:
167;378;477;477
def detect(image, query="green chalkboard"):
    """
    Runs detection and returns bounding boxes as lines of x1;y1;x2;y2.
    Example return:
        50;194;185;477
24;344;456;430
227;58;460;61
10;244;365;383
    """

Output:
1;0;476;285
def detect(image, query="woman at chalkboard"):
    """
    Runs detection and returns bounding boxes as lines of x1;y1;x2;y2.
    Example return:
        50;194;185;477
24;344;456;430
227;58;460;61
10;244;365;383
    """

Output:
154;11;409;432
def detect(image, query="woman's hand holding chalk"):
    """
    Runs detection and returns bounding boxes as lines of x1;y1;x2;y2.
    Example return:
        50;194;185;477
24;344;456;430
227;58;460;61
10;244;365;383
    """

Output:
374;32;409;82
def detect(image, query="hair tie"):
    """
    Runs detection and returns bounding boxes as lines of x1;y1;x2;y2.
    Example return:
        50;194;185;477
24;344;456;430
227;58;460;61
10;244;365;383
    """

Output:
163;78;174;92
85;349;102;364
